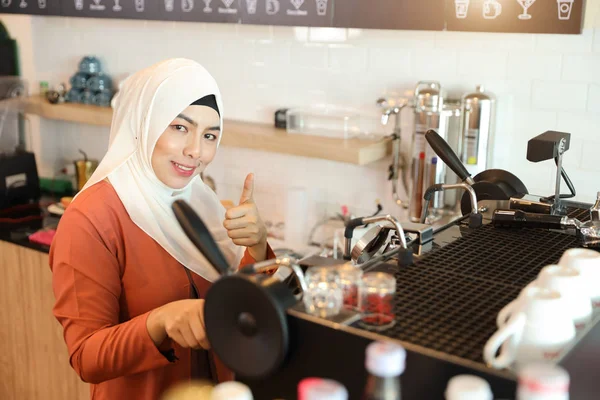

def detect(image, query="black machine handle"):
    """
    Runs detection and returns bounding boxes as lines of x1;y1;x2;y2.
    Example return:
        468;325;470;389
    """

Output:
492;209;564;230
425;129;472;183
172;199;231;277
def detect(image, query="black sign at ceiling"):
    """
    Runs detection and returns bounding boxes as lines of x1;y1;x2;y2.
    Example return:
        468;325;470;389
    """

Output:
0;0;586;34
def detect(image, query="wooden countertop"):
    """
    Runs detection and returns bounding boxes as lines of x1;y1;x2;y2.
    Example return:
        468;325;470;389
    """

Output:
23;96;392;165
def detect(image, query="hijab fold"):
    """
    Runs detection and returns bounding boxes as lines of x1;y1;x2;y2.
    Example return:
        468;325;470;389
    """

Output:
76;58;243;282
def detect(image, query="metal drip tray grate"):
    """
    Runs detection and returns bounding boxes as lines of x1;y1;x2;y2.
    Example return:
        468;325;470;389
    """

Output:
567;206;591;222
355;216;597;364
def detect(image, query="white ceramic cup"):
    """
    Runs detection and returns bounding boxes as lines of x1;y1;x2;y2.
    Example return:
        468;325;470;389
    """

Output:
559;248;600;309
497;281;539;327
484;286;575;369
536;264;592;329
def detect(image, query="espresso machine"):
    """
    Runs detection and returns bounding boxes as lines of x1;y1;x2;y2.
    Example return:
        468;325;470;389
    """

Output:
171;176;600;400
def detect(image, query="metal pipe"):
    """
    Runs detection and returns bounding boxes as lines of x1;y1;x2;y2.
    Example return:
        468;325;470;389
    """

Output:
243;256;308;296
391;135;404;208
363;214;407;249
420;183;478;223
343;214;408;260
591;192;600;222
553;138;567;214
443;183;478;215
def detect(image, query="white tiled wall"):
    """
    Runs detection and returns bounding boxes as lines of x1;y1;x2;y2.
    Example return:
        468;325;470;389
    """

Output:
1;14;600;235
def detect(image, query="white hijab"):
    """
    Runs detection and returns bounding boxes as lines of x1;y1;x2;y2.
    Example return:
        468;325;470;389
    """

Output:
77;58;244;282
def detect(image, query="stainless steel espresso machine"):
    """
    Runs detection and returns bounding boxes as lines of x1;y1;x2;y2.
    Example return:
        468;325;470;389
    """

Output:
169;121;600;399
173;141;600;400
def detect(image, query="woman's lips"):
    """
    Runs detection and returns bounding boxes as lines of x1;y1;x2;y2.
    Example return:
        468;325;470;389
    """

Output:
171;161;196;177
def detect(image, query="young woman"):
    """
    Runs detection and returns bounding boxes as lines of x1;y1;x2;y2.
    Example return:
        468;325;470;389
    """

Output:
49;58;274;399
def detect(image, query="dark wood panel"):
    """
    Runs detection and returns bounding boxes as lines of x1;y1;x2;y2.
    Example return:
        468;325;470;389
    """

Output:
0;241;89;400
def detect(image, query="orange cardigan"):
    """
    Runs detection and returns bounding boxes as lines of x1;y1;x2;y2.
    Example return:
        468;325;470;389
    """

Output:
49;181;274;400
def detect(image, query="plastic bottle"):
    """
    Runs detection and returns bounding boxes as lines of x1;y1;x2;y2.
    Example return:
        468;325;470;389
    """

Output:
516;363;569;400
210;381;253;400
363;341;406;400
445;375;493;400
298;377;348;400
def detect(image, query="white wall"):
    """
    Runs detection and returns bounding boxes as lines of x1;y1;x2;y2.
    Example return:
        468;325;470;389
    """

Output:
1;12;599;232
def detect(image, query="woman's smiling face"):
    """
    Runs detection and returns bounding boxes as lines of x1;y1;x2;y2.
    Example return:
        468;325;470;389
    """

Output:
151;105;220;189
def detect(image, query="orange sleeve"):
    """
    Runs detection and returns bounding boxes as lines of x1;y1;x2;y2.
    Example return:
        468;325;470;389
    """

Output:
238;243;276;268
49;209;172;384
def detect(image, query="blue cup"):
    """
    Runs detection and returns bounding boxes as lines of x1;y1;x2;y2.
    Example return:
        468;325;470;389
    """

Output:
92;90;114;107
79;56;102;74
69;72;90;90
80;89;94;105
86;73;113;92
65;88;83;103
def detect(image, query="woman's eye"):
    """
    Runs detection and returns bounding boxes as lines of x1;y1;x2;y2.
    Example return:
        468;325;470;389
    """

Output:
204;133;217;141
173;124;188;133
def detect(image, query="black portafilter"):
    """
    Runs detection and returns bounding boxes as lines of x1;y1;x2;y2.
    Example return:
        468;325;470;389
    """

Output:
172;199;232;276
425;129;475;185
171;199;298;379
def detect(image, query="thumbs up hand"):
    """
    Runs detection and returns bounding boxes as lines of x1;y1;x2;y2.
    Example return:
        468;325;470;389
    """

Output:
223;173;268;261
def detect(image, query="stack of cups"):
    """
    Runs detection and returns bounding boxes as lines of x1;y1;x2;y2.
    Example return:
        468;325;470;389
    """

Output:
484;247;600;369
558;248;600;311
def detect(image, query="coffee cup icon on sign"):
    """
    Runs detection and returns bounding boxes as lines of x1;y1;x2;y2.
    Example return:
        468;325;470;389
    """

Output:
266;0;279;14
483;0;501;19
246;0;257;14
315;0;327;16
454;0;469;19
164;0;174;11
182;0;195;12
557;0;574;20
135;0;144;11
38;0;46;9
1;0;12;7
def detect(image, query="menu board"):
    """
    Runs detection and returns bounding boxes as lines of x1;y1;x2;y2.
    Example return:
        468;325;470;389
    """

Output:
0;0;586;34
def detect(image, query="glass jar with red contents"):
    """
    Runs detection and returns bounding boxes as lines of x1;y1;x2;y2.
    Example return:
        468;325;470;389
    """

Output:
359;272;396;330
337;263;363;311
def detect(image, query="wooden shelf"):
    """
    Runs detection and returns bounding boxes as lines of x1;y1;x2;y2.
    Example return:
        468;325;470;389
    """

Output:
23;96;391;165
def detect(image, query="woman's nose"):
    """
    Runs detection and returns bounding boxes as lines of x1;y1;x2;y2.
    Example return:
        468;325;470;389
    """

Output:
183;132;202;159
